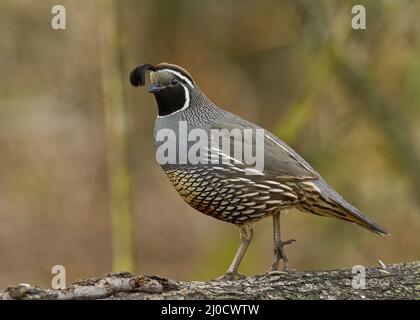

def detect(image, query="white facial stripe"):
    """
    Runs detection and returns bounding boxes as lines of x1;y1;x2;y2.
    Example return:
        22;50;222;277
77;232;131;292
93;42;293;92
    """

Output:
157;83;190;118
163;69;194;88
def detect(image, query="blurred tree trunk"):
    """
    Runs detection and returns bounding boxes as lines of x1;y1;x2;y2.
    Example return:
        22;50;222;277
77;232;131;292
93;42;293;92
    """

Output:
98;0;135;272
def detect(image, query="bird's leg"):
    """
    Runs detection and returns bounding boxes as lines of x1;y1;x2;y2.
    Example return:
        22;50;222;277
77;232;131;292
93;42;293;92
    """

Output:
269;211;296;272
216;223;254;281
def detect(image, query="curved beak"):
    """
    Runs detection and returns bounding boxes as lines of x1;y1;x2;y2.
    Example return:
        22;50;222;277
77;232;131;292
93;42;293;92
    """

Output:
148;83;163;93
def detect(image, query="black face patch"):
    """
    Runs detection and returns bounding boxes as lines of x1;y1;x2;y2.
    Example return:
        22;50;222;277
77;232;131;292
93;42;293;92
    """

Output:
153;84;186;116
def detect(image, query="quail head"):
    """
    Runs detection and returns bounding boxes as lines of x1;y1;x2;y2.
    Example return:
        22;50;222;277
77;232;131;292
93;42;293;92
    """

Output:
130;63;388;280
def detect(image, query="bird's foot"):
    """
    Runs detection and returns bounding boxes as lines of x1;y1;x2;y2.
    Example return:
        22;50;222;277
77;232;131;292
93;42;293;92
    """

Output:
214;272;246;281
268;238;296;273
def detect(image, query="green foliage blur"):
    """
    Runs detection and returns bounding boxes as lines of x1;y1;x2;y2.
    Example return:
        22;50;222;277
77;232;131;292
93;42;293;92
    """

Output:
0;0;419;287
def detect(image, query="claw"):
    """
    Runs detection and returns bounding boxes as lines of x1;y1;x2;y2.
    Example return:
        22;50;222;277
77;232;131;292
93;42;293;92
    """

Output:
214;272;246;281
269;238;296;272
281;239;296;246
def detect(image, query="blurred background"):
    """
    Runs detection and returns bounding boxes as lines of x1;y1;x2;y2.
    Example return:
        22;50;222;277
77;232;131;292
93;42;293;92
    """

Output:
0;0;419;288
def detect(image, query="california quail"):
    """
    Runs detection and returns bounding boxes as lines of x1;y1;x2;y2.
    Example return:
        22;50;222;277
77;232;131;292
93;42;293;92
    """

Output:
130;63;388;280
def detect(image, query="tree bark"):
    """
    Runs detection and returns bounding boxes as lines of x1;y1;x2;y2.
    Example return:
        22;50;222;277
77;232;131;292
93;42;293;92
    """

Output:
1;262;418;300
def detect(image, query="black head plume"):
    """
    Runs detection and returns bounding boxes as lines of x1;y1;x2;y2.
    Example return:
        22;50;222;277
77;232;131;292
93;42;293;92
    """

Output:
130;64;158;87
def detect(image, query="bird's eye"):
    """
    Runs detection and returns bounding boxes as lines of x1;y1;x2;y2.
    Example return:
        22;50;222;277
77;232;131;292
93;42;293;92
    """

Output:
171;78;178;85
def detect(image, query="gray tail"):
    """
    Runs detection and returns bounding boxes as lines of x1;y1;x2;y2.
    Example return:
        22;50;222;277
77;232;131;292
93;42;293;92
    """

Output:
297;181;389;236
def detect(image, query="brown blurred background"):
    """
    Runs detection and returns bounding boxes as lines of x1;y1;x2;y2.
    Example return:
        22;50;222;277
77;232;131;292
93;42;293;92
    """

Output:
0;0;419;288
